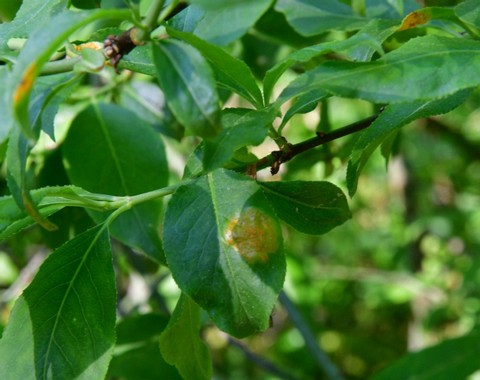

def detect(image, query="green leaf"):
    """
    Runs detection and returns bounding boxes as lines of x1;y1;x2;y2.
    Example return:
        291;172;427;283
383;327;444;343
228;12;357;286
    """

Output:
63;103;168;262
9;8;131;139
166;27;264;108
120;44;156;76
0;225;116;380
275;0;367;36
455;0;480;34
370;331;480;380
0;67;13;144
365;0;420;19
169;1;273;46
260;181;351;235
163;169;285;337
0;0;65;56
152;39;222;139
0;185;102;240
279;91;328;130
347;90;470;196
277;35;480;105
263;19;396;104
203;107;277;171
159;293;212;380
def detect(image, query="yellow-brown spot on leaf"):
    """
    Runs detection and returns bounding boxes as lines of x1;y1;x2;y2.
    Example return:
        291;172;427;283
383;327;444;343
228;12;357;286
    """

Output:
399;10;430;31
73;41;103;51
225;207;279;263
13;63;37;105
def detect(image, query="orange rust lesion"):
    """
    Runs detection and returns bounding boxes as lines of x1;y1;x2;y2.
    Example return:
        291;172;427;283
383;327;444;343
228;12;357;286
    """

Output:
73;41;103;51
225;207;279;264
398;11;430;31
13;63;37;105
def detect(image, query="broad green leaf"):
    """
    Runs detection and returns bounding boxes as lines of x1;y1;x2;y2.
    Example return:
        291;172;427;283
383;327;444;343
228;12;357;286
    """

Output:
166;27;264;108
203;107;277;171
159;294;212;380
188;0;260;9
397;7;460;32
277;35;480;106
0;0;65;56
109;313;181;380
0;225;116;380
10;8;131;139
263;19;397;104
260;181;350;235
163;169;285;337
347;90;470;196
370;331;480;380
169;1;273;46
365;0;420;19
152;40;221;139
63;103;168;262
275;0;367;36
455;0;480;34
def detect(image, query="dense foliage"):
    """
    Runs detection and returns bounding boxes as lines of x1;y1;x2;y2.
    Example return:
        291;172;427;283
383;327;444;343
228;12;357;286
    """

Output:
1;0;480;379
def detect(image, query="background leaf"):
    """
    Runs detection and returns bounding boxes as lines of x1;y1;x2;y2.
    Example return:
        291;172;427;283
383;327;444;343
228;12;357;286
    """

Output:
0;225;116;380
260;181;351;235
159;293;212;380
163;169;285;337
63;103;168;262
168;1;273;46
275;0;366;36
370;331;480;380
152;39;221;139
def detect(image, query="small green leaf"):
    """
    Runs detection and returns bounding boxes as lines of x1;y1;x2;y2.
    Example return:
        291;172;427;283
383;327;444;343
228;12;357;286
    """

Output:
347;90;470;196
370;331;480;380
260;181;351;235
152;39;221;139
203;107;277;171
120;44;156;76
0;225;116;380
163;169;285;337
159;293;212;380
10;8;131;139
277;35;480;105
280;91;328;130
275;0;367;36
63;103;168;262
74;48;105;73
169;1;273;46
167;27;264;108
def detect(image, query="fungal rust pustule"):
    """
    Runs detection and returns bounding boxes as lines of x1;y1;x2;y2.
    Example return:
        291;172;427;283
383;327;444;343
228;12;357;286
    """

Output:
225;207;280;263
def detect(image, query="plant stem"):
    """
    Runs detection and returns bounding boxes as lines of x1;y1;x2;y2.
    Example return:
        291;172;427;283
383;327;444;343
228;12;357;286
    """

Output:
241;111;381;174
135;0;166;42
40;57;81;75
279;291;345;380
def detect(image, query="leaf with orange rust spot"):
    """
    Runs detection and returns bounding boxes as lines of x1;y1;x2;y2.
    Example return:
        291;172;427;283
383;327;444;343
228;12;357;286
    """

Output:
398;7;459;31
163;169;285;338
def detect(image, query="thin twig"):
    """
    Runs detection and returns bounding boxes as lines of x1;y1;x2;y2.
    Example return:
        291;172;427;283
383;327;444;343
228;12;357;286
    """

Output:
227;337;298;380
239;111;381;175
279;291;345;380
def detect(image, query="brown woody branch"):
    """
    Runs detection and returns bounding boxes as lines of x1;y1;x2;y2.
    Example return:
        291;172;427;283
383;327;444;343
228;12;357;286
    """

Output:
244;111;382;175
